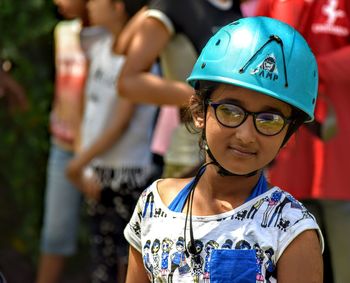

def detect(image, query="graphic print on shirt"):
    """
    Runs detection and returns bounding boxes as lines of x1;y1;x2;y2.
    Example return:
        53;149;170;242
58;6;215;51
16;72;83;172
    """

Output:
267;194;303;228
233;240;276;282
234;209;248;220
264;248;275;283
261;190;283;227
143;240;153;279
142;191;155;218
235;239;252;250
254;243;265;282
203;240;219;281
188;240;204;283
168;236;190;282
129;186;320;282
312;0;349;36
154;207;167;218
221;239;233;249
92;66;116;87
161;238;174;276
151;239;161;279
247;198;267;219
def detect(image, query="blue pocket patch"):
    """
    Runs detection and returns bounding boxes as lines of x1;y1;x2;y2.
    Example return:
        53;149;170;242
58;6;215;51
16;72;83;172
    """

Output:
209;249;257;283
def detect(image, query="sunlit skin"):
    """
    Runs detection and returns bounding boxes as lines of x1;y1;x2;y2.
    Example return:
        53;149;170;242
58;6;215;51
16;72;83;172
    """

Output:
157;85;292;216
205;84;292;177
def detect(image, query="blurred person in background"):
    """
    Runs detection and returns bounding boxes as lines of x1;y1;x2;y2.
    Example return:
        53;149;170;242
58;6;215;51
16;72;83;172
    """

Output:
65;0;159;282
118;0;246;179
35;0;107;282
0;63;28;112
256;1;350;282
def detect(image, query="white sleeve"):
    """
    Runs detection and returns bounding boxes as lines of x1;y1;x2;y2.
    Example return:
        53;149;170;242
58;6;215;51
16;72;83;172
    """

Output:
145;9;175;36
124;187;151;253
276;207;324;261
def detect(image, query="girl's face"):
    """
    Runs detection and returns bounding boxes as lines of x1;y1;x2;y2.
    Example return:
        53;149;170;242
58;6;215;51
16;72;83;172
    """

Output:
196;84;292;175
54;0;86;19
87;0;118;27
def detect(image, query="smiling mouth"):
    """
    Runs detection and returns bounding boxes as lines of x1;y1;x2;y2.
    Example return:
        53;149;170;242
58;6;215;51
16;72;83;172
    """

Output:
229;146;257;158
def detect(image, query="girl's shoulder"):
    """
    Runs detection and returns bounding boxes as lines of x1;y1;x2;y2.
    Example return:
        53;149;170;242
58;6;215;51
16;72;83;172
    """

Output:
156;177;193;207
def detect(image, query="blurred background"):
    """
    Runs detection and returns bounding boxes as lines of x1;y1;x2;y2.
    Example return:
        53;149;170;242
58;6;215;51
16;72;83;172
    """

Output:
0;1;89;282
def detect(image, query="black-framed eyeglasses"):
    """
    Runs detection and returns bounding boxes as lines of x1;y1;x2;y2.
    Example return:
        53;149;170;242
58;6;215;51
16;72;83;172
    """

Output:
207;100;292;136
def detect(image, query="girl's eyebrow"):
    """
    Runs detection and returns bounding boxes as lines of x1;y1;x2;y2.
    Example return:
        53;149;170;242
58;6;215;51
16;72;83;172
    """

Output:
214;98;291;116
215;98;241;104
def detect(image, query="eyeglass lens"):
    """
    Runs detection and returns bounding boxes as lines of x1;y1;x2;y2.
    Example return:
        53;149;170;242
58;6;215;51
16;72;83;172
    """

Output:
214;103;286;136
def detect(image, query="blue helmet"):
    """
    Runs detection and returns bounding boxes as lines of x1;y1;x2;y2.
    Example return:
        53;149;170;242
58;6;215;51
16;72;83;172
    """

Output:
187;17;318;122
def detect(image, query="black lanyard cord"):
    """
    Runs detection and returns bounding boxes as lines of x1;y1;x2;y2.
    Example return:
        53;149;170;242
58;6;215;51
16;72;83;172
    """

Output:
184;161;214;257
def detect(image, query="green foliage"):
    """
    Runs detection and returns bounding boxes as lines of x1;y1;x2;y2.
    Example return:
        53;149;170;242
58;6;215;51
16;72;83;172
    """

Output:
0;0;58;263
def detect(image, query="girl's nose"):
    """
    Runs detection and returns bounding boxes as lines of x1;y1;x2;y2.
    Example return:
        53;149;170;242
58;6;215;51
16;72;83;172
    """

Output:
234;115;256;144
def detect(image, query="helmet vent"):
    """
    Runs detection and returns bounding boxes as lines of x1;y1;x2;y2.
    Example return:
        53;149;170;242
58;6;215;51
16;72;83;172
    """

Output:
215;39;221;46
312;98;315;104
230;21;240;26
201;62;206;69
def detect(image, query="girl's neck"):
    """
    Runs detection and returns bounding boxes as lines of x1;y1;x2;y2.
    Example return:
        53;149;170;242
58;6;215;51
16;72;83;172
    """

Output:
192;166;262;214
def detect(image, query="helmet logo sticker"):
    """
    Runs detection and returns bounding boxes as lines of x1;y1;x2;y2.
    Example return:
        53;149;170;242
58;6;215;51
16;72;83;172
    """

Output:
251;53;279;81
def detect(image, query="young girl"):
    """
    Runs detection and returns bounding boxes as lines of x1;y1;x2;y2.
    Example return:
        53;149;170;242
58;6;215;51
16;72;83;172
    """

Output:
124;17;324;282
66;0;157;282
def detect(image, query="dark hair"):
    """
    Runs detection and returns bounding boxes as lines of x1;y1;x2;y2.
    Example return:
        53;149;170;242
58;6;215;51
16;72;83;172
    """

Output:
119;0;148;18
282;107;308;146
183;81;219;151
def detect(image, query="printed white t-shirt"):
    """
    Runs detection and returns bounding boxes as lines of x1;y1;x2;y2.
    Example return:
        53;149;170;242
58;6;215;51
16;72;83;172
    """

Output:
124;181;324;282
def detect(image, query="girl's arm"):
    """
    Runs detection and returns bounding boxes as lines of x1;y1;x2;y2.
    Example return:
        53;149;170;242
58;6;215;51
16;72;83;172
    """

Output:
277;229;323;282
117;16;193;106
66;97;135;190
125;246;149;283
117;6;148;54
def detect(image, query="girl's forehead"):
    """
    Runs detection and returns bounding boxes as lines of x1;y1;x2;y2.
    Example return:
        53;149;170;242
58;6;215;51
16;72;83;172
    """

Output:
211;84;292;114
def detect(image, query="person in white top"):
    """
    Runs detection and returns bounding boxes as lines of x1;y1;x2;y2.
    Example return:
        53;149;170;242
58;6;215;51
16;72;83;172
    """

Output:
124;17;324;283
65;0;158;282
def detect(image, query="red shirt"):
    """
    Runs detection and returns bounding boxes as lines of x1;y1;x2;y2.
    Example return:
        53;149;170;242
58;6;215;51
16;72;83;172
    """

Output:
256;0;350;200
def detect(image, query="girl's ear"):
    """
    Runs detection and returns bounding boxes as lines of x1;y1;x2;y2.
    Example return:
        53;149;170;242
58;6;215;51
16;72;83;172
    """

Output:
190;95;205;129
193;112;205;129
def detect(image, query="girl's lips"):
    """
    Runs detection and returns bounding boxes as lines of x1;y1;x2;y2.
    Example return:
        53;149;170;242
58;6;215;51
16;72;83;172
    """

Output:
229;146;257;158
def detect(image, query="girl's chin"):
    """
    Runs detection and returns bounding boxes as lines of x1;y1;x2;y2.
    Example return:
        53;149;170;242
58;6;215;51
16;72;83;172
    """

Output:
216;165;260;176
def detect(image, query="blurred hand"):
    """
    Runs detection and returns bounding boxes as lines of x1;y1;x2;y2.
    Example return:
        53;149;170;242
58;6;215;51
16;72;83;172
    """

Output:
66;159;102;201
0;70;29;112
66;157;84;187
81;168;102;201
